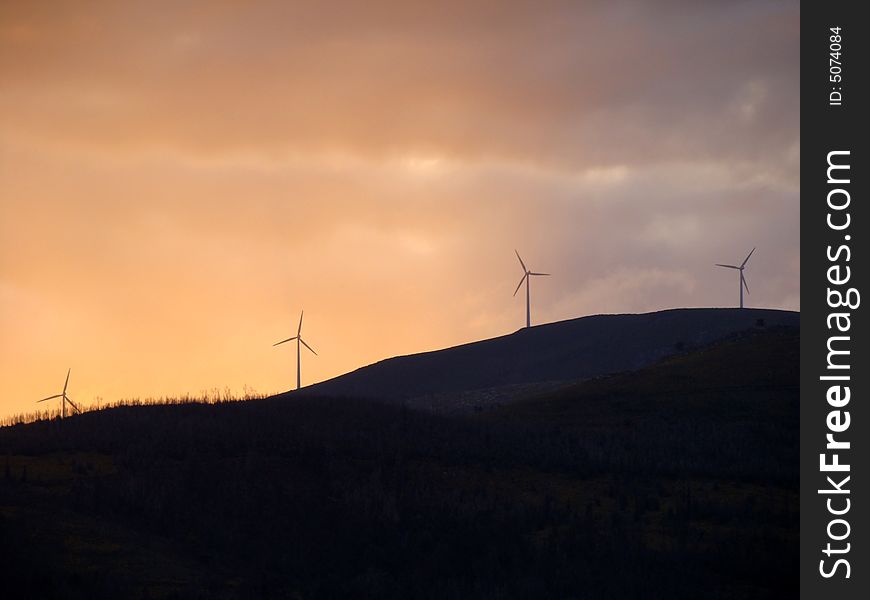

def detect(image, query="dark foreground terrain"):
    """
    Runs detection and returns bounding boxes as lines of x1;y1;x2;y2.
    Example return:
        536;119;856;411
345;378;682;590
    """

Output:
0;326;798;599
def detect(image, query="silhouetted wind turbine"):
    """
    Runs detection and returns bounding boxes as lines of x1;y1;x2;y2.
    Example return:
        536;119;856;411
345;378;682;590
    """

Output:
513;250;550;328
716;247;755;309
273;310;317;390
37;368;81;419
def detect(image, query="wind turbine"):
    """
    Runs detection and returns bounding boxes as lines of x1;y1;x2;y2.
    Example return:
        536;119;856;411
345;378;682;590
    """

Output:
273;310;317;390
37;368;81;419
513;250;550;328
716;247;755;309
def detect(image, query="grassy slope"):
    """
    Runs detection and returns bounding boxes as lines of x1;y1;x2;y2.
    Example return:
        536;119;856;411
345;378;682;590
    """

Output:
486;326;799;426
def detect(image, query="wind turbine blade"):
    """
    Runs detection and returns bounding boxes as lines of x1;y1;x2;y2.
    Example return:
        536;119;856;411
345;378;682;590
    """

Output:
715;264;739;269
63;368;70;394
65;395;81;413
38;394;64;403
273;336;298;346
514;250;527;272
300;338;317;355
741;247;756;268
513;273;527;297
297;310;304;336
529;272;550;276
741;273;750;295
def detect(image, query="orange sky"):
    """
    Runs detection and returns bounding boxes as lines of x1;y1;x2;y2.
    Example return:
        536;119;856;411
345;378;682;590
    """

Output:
0;1;800;419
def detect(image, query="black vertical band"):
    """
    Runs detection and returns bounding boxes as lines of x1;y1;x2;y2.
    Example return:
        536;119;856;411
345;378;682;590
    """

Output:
801;2;867;597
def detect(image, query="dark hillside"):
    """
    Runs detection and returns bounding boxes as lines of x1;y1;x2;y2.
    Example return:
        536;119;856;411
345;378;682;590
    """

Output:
0;321;798;599
488;326;799;428
292;308;797;404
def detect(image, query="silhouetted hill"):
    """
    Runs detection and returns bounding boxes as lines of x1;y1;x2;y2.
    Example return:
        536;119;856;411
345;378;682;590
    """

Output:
486;325;799;430
0;318;798;599
289;308;798;404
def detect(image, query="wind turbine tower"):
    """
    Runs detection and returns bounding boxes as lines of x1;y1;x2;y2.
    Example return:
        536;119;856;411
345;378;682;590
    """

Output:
513;250;550;328
715;247;755;309
273;310;318;390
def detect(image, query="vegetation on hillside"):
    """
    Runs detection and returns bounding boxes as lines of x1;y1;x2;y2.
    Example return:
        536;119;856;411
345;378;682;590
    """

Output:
0;328;798;599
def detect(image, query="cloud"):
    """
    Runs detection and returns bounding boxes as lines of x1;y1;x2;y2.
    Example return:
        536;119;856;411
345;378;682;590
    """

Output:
0;0;799;417
2;1;798;169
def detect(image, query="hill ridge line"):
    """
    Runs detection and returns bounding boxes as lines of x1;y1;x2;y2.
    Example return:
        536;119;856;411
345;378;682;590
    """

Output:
279;307;798;406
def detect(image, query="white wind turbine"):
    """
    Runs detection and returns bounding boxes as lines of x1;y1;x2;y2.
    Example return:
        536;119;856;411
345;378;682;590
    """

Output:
37;368;81;419
273;310;317;390
513;250;550;328
716;247;755;309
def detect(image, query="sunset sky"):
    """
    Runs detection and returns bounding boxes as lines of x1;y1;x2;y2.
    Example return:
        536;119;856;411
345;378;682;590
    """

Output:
0;1;799;419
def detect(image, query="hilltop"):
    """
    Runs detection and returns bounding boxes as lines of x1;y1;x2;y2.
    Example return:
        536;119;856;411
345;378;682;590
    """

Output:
288;307;798;407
